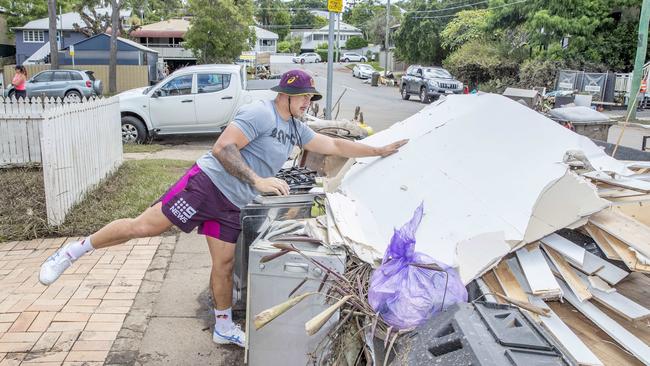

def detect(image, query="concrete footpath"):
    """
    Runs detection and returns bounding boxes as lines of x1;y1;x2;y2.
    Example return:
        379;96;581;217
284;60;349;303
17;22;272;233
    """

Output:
0;232;244;366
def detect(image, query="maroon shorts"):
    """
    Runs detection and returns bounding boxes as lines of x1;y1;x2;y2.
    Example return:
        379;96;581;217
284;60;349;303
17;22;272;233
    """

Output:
157;164;241;243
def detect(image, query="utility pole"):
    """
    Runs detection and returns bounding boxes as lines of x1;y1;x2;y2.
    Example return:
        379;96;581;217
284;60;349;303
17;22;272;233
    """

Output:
336;13;341;62
384;0;390;76
48;0;59;69
628;0;650;120
326;12;335;119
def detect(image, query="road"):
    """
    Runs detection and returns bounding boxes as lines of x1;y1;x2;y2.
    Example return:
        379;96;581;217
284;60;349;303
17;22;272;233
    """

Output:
273;62;426;132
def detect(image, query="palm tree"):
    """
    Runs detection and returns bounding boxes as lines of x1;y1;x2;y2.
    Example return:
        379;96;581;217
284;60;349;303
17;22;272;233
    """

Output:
48;0;59;69
109;0;119;93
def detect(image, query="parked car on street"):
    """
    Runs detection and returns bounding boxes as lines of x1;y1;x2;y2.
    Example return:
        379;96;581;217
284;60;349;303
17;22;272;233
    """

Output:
340;52;366;62
352;64;376;79
292;53;321;64
4;69;103;102
400;65;463;103
119;64;277;143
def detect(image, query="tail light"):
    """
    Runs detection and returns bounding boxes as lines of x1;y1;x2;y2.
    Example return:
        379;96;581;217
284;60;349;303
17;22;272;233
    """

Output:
86;80;92;88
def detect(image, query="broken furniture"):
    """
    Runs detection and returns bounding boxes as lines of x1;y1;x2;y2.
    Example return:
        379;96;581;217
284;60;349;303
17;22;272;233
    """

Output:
502;87;542;109
549;106;614;141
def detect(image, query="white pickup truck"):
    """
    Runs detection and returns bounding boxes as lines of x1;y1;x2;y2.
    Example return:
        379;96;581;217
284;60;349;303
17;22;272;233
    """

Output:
119;64;277;143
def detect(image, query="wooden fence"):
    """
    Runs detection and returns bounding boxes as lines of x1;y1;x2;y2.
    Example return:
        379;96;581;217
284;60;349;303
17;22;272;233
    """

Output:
3;64;150;94
0;97;123;225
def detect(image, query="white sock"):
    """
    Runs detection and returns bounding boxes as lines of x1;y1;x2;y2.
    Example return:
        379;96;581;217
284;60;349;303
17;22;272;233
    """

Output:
214;308;233;332
65;236;94;261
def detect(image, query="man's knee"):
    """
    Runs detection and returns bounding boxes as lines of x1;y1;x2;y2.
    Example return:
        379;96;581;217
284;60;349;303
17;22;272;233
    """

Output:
211;255;235;276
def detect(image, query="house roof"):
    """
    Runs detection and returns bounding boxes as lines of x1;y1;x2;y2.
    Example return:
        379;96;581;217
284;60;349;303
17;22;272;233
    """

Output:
317;20;360;33
253;26;278;40
62;33;158;54
14;8;131;31
129;18;189;38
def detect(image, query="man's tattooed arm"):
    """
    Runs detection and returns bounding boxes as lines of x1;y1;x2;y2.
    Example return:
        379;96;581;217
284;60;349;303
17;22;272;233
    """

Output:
213;143;259;185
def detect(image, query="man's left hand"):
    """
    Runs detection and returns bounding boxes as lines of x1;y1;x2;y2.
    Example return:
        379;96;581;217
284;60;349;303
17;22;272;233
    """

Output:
377;139;409;157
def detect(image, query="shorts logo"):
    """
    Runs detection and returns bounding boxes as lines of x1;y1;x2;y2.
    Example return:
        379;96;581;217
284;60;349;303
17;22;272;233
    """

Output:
170;198;196;223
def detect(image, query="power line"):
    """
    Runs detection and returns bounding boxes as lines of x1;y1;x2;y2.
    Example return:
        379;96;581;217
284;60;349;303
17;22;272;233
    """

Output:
411;0;530;19
407;0;488;14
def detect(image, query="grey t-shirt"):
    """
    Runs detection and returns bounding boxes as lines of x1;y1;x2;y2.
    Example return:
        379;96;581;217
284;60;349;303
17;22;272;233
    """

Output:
196;99;316;208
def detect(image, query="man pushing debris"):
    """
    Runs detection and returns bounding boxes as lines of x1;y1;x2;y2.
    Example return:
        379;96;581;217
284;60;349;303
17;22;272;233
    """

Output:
38;69;408;347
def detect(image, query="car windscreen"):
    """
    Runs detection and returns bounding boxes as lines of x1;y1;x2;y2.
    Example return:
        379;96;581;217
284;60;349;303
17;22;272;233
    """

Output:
424;68;452;79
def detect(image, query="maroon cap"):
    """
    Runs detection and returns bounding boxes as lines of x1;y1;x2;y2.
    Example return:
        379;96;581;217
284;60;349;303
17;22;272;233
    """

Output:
271;69;322;101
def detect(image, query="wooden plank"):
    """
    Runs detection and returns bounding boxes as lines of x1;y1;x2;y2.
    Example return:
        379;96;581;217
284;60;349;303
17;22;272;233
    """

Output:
590;209;650;259
574;271;650;321
480;271;506;304
516;245;562;299
583;171;650;193
599;229;650;273
583;224;621;261
542;232;628;285
541;233;586;265
493;259;529;304
506;258;603;366
557;278;650;365
616;200;650;227
542;245;592;302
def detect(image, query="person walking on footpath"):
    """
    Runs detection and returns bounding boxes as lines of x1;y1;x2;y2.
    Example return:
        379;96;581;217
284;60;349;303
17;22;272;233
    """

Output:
12;65;27;100
39;69;408;347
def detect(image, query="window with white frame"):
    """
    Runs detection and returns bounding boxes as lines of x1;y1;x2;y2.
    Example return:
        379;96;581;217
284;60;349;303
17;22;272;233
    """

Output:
23;30;45;43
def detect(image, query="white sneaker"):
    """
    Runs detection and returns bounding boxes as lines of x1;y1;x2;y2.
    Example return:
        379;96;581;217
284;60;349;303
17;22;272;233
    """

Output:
213;323;245;347
39;242;75;285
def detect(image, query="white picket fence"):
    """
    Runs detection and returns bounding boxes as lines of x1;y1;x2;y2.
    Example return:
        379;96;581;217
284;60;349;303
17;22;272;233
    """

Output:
0;97;123;225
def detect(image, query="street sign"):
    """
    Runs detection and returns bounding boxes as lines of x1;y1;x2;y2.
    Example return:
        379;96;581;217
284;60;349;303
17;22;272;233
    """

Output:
328;0;343;13
69;45;75;56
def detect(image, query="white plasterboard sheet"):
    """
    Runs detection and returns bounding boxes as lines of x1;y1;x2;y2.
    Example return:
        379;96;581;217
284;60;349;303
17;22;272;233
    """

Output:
516;246;562;298
329;94;622;283
456;232;511;284
557;279;650;365
583;171;650;193
575;271;650;321
507;258;603;366
541;233;586;266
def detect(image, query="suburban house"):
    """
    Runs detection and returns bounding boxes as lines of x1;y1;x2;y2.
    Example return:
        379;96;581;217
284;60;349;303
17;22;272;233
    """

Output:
290;20;363;51
253;26;278;53
59;33;159;83
12;8;131;65
130;18;195;70
131;19;280;70
0;7;15;58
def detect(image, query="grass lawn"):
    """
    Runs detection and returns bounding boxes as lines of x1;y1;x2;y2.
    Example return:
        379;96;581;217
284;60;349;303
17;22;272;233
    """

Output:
122;143;167;154
0;159;193;242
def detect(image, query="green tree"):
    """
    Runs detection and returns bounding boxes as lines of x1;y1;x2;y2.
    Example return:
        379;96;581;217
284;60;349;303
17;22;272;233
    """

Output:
277;40;291;53
345;35;367;49
440;9;490;51
127;0;184;24
185;0;255;63
0;0;76;29
255;0;290;40
394;13;444;64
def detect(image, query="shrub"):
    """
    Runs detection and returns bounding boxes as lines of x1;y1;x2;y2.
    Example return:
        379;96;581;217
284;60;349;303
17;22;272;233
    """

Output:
346;36;368;50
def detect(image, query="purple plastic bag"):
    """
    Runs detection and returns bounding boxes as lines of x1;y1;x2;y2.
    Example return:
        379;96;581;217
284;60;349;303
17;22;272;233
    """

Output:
368;203;468;330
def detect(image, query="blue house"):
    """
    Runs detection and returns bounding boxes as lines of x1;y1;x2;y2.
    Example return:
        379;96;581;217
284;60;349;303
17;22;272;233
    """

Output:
12;9;131;65
60;33;159;83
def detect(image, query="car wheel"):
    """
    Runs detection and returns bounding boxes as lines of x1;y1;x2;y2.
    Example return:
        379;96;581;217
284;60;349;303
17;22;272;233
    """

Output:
64;90;82;103
401;86;410;100
121;115;148;144
420;87;430;104
344;58;349;62
361;57;366;62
